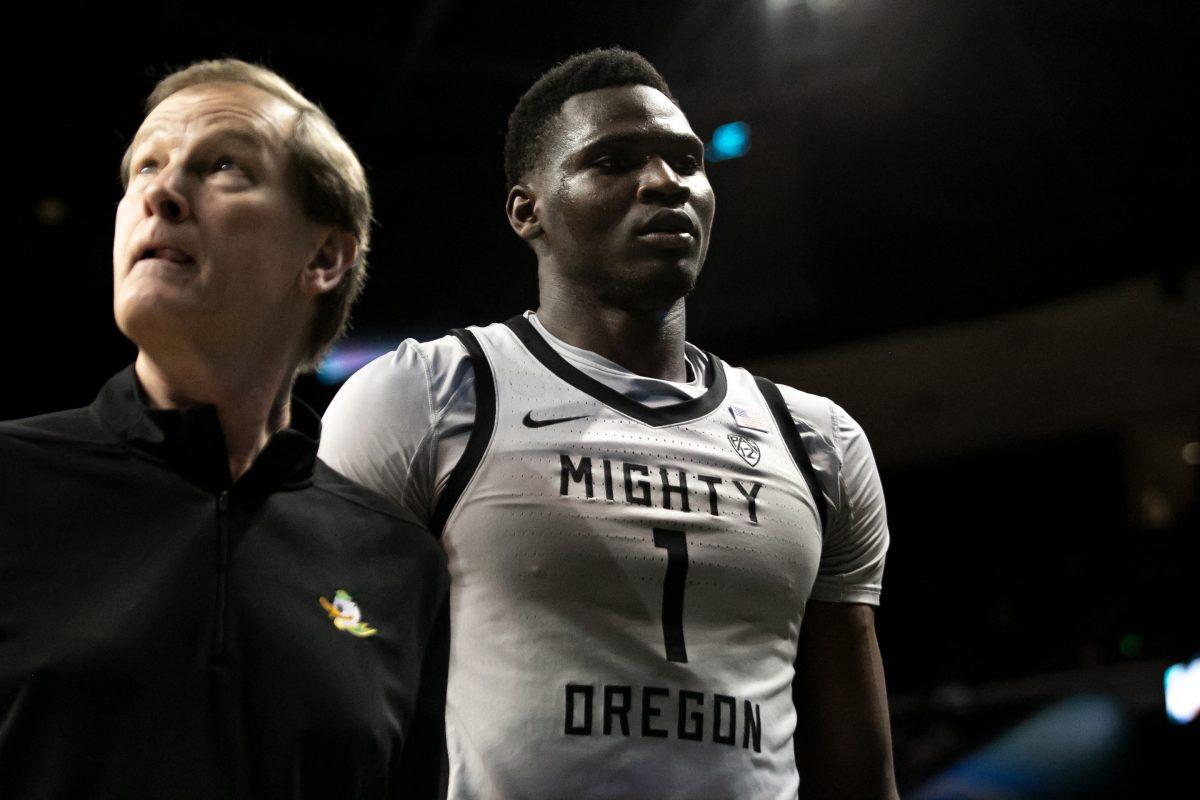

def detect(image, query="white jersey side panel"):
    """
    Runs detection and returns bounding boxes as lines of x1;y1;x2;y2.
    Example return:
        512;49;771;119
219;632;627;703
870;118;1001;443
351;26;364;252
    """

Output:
442;321;824;800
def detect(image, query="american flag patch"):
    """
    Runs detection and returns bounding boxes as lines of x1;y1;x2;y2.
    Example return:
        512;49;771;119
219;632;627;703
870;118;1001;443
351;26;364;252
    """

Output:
730;405;770;433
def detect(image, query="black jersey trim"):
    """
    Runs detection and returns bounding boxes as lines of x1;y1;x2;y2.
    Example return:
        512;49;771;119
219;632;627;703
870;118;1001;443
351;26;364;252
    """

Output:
503;315;727;428
430;328;497;539
753;376;829;535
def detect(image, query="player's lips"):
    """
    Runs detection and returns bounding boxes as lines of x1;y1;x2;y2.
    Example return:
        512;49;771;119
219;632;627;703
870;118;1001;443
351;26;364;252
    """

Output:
635;210;698;247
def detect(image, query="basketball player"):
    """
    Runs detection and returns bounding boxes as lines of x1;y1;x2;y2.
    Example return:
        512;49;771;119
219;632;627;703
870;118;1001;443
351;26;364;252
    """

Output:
320;48;897;799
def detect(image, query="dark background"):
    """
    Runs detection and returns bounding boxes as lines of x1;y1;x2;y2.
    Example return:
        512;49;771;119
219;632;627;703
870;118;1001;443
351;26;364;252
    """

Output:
6;1;1198;793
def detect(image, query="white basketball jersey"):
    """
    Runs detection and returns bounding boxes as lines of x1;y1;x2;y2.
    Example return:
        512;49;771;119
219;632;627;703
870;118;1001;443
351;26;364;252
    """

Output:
437;317;828;800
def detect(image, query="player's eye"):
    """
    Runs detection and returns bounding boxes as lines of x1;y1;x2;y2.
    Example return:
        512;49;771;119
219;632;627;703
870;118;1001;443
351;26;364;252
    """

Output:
673;154;702;174
593;153;639;172
135;159;159;176
214;156;240;173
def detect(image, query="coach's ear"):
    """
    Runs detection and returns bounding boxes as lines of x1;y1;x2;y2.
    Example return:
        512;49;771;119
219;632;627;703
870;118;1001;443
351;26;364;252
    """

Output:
506;184;542;241
301;228;357;297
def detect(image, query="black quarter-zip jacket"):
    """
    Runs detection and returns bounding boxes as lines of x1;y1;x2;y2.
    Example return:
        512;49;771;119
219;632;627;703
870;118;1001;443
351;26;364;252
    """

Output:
0;367;449;798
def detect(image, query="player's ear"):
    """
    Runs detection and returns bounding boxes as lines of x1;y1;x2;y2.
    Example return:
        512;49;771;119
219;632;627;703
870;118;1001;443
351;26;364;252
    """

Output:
301;228;358;297
506;184;542;241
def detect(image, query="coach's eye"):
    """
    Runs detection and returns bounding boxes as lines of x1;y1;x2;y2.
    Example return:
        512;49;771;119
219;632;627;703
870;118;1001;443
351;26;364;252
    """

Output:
210;156;252;181
136;160;159;176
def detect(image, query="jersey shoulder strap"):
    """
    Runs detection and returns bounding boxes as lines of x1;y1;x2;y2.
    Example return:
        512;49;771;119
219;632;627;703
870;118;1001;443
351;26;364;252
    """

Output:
429;327;497;539
753;375;829;534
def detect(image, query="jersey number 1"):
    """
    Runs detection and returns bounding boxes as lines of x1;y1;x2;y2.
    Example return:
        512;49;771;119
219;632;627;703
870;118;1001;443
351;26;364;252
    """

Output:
653;528;688;663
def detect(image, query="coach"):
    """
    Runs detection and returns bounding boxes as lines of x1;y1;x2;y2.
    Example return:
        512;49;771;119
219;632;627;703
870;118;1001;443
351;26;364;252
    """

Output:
0;60;447;798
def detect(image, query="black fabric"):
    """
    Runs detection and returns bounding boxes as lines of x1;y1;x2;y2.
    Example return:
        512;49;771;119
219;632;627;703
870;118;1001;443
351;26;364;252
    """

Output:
430;328;497;539
753;376;830;534
0;367;449;799
393;595;451;800
504;315;728;427
87;365;319;493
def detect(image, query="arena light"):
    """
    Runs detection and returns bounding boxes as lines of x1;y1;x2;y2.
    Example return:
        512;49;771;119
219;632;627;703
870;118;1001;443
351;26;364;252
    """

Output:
317;342;396;385
1165;655;1200;725
707;122;751;162
766;0;845;13
910;694;1128;799
1119;634;1144;658
34;196;69;226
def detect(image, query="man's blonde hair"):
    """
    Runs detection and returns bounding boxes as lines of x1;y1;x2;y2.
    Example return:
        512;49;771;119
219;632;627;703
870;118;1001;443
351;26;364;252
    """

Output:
121;59;372;371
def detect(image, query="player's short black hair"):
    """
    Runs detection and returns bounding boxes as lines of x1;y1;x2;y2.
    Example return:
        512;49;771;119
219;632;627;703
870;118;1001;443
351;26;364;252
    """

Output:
503;47;678;187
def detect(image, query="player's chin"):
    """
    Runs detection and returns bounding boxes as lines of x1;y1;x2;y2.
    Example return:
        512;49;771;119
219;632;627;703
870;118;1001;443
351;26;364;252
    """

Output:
610;258;701;308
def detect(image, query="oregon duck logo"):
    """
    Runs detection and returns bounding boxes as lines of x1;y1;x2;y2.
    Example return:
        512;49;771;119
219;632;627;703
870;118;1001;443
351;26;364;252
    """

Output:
728;434;761;467
319;590;378;638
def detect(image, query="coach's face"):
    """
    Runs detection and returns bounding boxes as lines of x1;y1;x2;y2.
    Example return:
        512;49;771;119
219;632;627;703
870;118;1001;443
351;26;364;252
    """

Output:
113;82;331;361
513;84;715;311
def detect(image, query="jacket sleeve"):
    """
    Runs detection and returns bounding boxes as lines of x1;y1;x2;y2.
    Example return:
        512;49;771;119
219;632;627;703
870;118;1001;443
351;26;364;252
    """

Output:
391;574;450;800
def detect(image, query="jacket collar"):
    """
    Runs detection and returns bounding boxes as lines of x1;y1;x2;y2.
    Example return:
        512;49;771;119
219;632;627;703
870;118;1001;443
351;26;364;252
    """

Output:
91;365;319;493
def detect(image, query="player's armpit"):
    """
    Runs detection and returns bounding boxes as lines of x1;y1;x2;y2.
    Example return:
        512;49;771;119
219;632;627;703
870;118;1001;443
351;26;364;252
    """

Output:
793;600;898;800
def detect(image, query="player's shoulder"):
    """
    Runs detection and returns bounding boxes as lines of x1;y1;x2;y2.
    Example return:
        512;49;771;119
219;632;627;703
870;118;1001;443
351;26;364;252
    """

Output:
713;354;840;440
369;319;524;393
769;381;870;452
330;333;478;413
348;334;469;388
772;383;839;433
762;378;877;473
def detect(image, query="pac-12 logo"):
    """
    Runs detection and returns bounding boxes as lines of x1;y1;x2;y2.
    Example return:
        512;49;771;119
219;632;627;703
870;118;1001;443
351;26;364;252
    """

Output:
728;434;761;467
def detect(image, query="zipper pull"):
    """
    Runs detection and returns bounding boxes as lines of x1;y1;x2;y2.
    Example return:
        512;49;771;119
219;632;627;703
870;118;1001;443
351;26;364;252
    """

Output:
217;490;231;513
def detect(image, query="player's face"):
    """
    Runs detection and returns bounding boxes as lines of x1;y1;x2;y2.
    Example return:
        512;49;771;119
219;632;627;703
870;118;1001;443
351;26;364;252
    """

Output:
113;82;325;360
531;85;715;311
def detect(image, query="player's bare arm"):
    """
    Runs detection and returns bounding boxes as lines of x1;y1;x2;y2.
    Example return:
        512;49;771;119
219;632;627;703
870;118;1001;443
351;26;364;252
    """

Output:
794;600;899;799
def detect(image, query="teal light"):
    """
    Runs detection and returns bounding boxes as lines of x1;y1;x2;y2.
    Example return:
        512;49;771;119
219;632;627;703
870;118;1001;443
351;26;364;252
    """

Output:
316;342;396;385
708;122;750;162
1165;656;1200;725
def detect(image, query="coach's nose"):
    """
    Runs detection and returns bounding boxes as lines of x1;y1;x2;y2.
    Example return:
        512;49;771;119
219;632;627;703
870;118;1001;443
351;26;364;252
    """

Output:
142;166;192;223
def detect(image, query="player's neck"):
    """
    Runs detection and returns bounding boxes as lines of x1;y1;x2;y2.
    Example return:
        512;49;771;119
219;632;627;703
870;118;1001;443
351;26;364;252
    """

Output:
535;298;689;381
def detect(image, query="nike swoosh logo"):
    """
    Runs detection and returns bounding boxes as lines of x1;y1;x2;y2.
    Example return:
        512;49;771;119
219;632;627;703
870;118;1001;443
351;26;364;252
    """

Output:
522;411;589;428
